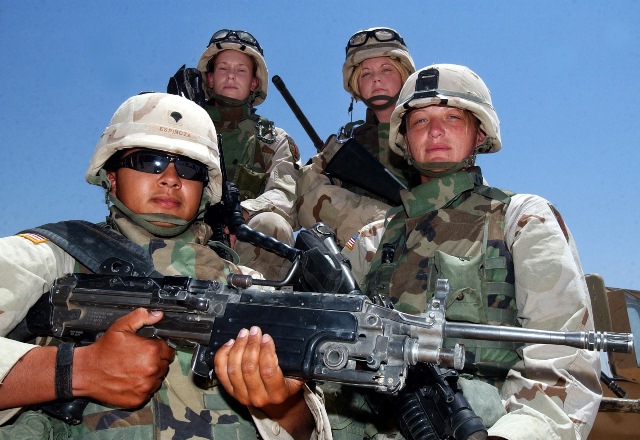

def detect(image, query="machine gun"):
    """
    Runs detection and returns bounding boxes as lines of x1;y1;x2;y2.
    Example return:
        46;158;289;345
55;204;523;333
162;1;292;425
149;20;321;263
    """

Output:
272;75;407;205
22;275;633;431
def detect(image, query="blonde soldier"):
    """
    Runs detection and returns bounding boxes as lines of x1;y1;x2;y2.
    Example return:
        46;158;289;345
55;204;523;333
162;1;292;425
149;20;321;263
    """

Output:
0;94;330;440
197;29;301;280
333;65;601;439
296;27;417;247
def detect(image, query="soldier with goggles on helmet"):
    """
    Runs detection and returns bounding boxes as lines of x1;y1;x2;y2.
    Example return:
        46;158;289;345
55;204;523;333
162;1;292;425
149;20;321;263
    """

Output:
196;29;301;282
329;64;601;440
296;27;419;248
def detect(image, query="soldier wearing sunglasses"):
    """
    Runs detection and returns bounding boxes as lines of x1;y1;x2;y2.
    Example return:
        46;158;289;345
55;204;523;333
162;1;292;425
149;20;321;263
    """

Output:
296;27;419;248
196;29;301;281
0;93;330;440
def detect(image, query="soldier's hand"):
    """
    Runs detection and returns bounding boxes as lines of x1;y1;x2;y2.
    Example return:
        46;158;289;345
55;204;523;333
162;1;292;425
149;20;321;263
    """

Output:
214;326;305;408
73;308;175;408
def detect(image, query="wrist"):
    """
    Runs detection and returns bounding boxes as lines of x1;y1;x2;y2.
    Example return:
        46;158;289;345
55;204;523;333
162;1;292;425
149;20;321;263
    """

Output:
55;342;75;400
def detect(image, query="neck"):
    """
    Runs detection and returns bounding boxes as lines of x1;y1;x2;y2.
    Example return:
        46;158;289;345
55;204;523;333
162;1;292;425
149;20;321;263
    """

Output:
371;105;393;123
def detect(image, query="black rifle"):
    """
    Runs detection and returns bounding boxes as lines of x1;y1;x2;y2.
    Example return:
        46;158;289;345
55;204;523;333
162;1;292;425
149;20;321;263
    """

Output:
324;138;408;206
21;276;633;429
272;75;407;205
272;75;324;152
167;64;206;107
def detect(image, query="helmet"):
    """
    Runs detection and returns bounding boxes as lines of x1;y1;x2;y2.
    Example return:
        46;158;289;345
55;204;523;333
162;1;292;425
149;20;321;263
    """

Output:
342;27;415;100
389;64;501;158
197;29;268;106
86;92;222;204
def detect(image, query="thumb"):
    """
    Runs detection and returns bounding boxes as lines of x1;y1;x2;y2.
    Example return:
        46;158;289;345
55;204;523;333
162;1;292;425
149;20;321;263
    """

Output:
108;307;164;334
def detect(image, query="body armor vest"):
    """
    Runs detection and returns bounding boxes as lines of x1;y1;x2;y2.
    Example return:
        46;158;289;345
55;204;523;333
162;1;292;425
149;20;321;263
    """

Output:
366;167;521;376
205;103;275;200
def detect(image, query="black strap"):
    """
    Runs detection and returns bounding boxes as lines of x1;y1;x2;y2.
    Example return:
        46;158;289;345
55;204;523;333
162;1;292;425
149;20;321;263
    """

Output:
21;220;162;277
55;342;75;401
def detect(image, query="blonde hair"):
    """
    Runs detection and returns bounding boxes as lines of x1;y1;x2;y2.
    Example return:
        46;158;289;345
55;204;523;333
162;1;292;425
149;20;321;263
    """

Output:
349;57;409;101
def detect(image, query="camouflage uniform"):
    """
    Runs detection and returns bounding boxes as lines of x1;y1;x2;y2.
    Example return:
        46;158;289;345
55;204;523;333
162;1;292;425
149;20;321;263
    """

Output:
0;215;329;439
296;109;416;247
328;64;602;440
205;102;301;280
0;93;331;439
296;27;416;248
197;30;301;281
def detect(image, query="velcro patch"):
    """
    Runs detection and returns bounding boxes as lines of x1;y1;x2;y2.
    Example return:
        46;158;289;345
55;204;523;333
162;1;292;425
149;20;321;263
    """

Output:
17;233;49;245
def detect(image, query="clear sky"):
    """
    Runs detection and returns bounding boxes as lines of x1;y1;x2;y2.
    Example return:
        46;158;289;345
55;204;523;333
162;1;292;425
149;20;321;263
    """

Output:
1;1;638;290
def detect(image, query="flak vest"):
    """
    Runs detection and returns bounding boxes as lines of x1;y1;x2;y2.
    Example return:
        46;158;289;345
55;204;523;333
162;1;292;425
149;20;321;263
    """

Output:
205;103;275;201
366;167;522;377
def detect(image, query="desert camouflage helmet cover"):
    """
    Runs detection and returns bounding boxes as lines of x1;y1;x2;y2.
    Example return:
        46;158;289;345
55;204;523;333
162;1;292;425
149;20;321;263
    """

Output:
197;29;268;106
342;27;415;99
389;63;501;158
86;92;223;204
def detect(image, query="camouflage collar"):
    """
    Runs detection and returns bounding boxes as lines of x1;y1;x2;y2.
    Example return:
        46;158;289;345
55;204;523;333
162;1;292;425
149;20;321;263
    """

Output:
205;102;253;124
400;167;483;218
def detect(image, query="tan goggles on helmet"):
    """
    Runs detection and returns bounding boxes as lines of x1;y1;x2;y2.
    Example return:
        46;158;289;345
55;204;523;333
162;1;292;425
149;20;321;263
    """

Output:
346;28;405;53
208;29;264;56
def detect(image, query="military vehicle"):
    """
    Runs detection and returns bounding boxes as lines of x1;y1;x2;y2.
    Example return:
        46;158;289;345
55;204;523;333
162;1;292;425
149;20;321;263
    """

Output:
587;274;640;439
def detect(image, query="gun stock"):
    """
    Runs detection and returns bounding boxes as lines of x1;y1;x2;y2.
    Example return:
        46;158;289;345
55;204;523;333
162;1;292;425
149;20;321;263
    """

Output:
324;138;407;206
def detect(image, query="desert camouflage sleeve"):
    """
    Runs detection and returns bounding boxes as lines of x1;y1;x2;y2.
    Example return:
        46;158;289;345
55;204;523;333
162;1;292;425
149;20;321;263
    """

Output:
488;193;602;440
340;218;386;288
296;137;391;247
249;385;332;440
241;128;302;228
0;235;75;424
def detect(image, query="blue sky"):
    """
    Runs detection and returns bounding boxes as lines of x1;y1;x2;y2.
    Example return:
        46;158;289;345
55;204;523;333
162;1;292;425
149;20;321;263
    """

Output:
1;1;638;290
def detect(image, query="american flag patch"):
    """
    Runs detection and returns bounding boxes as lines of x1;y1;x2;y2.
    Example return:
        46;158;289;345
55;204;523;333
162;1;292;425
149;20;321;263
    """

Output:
17;233;49;244
345;232;359;250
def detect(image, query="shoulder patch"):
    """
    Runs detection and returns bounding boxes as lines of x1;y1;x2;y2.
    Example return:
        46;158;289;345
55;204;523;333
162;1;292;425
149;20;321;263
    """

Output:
286;135;301;162
345;232;360;250
17;232;50;244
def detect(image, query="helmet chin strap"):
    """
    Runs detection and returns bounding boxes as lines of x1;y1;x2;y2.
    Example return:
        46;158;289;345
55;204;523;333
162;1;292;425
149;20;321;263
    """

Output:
408;152;477;179
208;89;265;107
362;92;400;110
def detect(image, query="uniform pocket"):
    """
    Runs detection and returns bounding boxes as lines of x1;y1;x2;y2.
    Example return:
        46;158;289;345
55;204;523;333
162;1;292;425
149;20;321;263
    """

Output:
434;251;487;324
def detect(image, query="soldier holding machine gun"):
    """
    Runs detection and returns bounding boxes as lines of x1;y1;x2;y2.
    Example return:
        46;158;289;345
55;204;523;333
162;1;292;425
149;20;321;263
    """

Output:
0;93;328;440
333;64;604;440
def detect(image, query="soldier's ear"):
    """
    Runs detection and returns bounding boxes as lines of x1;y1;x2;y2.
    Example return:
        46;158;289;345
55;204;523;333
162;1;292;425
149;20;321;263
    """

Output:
106;171;117;194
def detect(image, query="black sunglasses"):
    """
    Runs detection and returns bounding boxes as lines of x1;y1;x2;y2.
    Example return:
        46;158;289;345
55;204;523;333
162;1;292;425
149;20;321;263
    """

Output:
208;29;264;56
114;150;209;182
346;28;405;53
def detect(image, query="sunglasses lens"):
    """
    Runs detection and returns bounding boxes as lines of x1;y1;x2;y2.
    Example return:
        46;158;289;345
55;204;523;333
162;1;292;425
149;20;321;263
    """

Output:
175;159;208;182
120;152;208;182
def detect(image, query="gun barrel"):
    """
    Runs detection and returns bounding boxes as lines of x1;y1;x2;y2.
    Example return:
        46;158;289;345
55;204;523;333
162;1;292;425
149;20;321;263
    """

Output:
444;322;634;353
272;75;324;151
